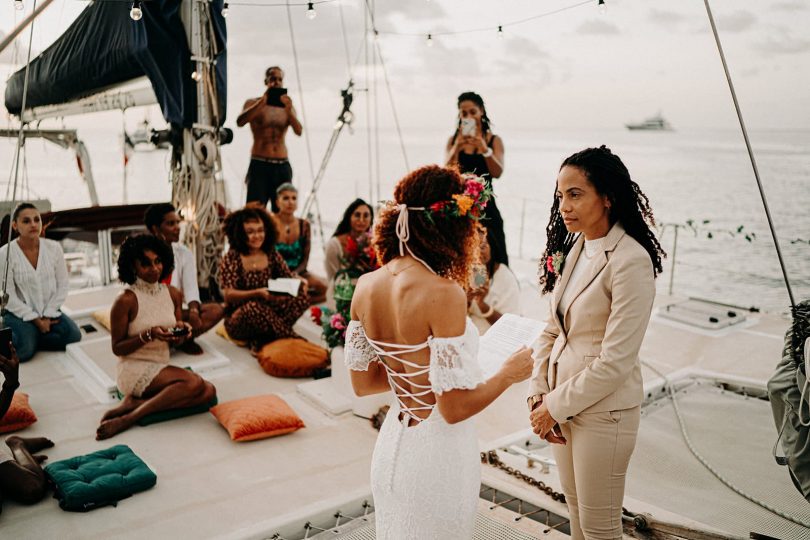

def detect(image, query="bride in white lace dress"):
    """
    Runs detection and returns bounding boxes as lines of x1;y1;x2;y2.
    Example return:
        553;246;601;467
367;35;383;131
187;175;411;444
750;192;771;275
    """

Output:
344;165;533;539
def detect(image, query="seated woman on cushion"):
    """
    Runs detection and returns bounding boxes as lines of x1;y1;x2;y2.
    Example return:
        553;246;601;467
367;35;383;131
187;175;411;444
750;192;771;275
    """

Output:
96;234;216;440
0;344;53;510
323;198;377;307
271;183;327;304
0;203;81;362
468;225;521;334
219;207;309;349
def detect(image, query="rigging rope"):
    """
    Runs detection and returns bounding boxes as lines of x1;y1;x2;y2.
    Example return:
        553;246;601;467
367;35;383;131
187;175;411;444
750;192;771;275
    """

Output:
2;0;38;309
337;0;353;82
285;0;317;187
642;360;810;528
703;0;796;310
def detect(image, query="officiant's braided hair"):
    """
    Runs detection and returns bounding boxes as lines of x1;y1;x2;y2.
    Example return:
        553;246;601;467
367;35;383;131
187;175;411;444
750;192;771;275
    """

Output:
374;165;478;286
539;146;666;294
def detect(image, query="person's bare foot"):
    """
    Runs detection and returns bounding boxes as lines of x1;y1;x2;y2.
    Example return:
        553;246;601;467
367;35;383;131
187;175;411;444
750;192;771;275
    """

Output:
178;340;204;356
100;395;144;422
96;416;135;440
33;454;48;464
6;436;54;454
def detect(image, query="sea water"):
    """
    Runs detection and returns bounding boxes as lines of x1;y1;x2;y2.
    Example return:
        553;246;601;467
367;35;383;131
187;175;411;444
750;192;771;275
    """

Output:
1;120;807;314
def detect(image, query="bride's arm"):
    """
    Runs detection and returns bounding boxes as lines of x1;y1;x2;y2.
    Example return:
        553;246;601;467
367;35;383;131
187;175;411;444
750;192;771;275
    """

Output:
431;287;533;424
346;281;390;396
350;362;390;396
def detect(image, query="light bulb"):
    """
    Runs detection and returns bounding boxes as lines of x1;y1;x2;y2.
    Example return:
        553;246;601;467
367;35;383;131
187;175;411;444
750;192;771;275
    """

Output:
426;34;433;47
306;2;317;20
222;2;229;17
191;71;201;82
130;1;143;21
497;25;504;39
14;0;24;11
598;0;607;15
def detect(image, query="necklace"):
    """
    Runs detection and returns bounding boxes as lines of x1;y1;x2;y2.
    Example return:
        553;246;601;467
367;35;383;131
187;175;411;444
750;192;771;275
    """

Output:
386;262;417;276
132;277;162;295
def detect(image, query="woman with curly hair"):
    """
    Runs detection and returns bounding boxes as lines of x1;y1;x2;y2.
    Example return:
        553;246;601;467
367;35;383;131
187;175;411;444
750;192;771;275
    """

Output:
343;165;533;538
219;207;308;348
97;234;216;440
527;146;665;540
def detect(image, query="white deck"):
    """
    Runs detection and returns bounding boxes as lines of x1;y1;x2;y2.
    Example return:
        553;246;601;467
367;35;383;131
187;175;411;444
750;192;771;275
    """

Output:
1;259;800;539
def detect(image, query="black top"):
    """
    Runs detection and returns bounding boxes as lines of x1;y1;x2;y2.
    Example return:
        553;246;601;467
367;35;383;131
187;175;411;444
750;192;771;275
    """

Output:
457;135;497;183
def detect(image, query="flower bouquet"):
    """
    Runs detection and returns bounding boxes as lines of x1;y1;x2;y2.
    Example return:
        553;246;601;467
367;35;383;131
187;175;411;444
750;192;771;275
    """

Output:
310;305;350;349
342;231;379;274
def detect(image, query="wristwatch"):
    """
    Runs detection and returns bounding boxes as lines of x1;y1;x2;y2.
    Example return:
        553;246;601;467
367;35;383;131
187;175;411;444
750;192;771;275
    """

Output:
527;394;543;411
481;147;493;158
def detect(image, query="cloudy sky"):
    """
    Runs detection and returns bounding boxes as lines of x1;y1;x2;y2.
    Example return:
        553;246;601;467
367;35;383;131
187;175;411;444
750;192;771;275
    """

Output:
1;0;808;133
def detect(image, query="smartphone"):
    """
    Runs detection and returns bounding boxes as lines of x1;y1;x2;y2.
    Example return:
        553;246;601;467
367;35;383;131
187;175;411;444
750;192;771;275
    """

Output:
266;87;288;107
460;117;476;137
470;263;488;289
0;327;12;359
169;326;190;337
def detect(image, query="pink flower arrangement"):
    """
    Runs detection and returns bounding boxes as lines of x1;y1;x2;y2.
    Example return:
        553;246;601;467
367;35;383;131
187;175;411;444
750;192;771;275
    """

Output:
330;312;347;331
546;251;565;276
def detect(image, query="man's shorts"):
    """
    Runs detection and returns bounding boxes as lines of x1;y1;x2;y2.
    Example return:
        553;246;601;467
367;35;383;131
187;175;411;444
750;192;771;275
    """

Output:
245;157;293;212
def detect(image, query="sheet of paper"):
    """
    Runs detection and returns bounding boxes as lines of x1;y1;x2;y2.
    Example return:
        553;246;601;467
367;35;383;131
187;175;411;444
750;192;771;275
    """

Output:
478;313;544;379
267;278;302;296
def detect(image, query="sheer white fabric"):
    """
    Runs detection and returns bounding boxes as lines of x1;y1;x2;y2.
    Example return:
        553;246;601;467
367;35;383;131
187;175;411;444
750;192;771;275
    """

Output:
343;318;484;539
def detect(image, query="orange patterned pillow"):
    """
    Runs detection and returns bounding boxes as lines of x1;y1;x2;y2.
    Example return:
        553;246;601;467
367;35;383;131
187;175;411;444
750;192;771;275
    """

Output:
256;338;328;378
210;394;305;442
0;392;37;433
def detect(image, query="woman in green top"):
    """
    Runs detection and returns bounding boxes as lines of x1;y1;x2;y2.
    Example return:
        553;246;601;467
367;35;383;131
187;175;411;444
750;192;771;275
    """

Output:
271;183;327;304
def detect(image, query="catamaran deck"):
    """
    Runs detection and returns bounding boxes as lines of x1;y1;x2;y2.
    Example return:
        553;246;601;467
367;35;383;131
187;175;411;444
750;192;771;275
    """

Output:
1;260;804;539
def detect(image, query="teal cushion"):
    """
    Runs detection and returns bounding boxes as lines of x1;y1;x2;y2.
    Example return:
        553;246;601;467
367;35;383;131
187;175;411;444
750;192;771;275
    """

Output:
136;397;218;426
44;445;156;512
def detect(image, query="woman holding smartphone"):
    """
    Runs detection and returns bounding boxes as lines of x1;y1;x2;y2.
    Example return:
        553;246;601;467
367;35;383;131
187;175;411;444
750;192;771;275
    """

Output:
445;91;508;265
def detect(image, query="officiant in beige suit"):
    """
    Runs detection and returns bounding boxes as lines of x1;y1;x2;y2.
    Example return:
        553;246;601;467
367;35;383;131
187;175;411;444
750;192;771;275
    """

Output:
528;147;666;540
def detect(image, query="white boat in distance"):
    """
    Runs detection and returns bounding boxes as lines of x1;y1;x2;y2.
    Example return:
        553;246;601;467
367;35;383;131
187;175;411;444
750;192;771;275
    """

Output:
626;113;674;131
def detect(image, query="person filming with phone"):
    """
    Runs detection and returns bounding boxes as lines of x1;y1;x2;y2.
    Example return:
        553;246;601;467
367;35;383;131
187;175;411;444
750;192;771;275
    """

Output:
237;66;303;212
445;91;509;266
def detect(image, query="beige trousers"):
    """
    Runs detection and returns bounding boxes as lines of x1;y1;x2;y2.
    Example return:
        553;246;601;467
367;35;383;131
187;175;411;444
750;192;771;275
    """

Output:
552;406;641;540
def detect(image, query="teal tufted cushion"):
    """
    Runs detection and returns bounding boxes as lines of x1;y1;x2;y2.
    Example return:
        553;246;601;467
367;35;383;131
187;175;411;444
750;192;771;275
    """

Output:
44;445;157;512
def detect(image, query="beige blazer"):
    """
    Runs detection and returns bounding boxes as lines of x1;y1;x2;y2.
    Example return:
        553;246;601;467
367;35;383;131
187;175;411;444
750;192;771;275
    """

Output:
528;222;655;423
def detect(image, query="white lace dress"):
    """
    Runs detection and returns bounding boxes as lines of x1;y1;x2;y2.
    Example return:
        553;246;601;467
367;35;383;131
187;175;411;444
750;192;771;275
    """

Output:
345;318;485;539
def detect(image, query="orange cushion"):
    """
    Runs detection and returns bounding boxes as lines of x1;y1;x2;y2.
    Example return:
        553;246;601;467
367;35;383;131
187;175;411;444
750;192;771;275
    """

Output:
215;321;248;348
0;392;37;433
210;394;304;442
256;338;328;378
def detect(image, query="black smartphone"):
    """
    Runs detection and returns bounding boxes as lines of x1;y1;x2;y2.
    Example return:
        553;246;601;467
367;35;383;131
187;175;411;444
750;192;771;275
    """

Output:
169;326;190;337
0;327;12;359
266;87;287;107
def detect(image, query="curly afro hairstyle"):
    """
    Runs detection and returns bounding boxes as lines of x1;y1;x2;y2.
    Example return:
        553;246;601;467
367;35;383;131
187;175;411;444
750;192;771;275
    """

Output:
538;145;666;294
223;207;278;255
374;165;478;286
117;233;175;285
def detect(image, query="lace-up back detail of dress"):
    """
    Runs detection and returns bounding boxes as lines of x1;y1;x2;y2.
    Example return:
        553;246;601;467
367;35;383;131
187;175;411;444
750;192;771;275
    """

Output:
345;318;485;425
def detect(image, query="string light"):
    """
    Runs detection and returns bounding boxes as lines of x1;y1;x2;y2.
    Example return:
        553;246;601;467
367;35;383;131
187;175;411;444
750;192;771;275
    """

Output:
191;70;201;82
497;25;504;39
598;0;607;15
222;2;229;17
426;34;433;47
306;2;317;19
14;0;24;11
129;1;143;21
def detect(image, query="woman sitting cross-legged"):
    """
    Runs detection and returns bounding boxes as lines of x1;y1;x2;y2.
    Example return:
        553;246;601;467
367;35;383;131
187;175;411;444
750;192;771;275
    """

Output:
96;234;216;440
271;183;327;305
219;207;309;349
0;203;81;362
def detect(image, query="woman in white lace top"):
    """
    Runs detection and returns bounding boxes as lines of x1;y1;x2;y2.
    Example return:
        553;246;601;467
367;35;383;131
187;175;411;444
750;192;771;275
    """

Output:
0;203;81;362
344;166;533;539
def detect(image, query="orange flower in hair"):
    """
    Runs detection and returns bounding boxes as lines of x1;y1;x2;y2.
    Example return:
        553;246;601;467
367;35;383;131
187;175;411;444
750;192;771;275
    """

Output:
452;194;474;216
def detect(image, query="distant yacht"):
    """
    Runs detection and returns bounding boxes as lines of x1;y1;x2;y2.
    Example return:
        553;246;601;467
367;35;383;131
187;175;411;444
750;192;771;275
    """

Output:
626;113;674;131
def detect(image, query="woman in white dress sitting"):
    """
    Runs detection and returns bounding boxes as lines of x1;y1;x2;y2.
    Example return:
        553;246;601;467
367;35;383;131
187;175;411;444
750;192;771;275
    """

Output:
344;165;533;539
468;225;521;334
0;203;81;362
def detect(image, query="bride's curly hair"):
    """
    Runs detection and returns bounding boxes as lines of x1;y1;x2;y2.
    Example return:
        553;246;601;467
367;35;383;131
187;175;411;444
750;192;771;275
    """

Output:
539;146;666;294
374;165;478;286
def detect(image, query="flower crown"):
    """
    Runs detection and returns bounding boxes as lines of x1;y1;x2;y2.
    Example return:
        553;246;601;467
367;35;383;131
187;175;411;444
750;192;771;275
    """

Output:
426;174;492;221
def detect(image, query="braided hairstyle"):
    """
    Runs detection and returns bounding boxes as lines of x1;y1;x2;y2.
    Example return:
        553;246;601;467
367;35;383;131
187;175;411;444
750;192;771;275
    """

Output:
452;91;492;143
373;165;478;286
539;146;666;294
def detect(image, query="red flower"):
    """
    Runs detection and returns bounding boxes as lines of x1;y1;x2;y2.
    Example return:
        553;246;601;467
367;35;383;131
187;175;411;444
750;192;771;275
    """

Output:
546;256;554;273
345;235;359;258
430;201;446;212
310;306;322;325
464;179;485;198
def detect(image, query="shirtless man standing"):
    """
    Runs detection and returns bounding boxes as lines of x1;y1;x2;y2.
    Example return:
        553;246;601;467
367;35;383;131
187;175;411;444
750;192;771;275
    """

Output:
237;66;303;212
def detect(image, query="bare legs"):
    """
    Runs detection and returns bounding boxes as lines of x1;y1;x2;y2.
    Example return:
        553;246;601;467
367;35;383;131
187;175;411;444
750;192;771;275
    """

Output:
0;436;54;508
96;366;216;440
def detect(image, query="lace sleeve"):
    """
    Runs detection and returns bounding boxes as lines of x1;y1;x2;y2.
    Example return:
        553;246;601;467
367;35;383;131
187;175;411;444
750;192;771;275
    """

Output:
429;335;485;395
344;320;377;371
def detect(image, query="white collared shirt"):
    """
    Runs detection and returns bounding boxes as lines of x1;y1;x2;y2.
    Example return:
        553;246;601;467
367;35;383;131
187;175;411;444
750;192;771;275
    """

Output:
170;242;201;305
0;238;69;321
